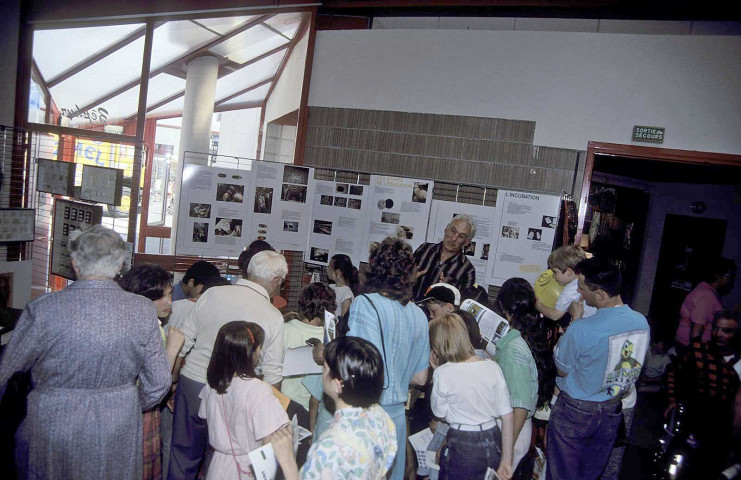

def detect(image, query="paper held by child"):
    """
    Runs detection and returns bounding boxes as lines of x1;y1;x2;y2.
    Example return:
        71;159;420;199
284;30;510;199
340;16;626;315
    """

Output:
282;346;323;377
460;299;510;356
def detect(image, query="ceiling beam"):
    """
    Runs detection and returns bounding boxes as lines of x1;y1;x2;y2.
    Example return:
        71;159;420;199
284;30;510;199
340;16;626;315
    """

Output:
214;101;263;113
261;16;309;112
214;76;274;107
75;14;273;114
260;21;292;41
47;25;148;88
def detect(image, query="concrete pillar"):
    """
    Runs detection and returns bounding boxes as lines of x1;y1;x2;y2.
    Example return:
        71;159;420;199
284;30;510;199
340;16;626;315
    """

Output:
171;56;219;250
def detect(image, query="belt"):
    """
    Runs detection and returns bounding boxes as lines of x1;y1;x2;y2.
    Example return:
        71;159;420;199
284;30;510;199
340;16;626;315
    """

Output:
449;419;497;432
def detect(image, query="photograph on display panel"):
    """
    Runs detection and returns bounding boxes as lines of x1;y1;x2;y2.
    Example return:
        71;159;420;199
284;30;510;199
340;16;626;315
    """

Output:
192;222;208;243
215;218;243;237
216;183;244;203
254;187;273;214
36;158;76;196
313;220;333;236
281;184;308;203
189;203;211;218
283;166;310;185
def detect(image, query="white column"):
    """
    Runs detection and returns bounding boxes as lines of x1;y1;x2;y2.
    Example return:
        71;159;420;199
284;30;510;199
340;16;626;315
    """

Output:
170;56;219;249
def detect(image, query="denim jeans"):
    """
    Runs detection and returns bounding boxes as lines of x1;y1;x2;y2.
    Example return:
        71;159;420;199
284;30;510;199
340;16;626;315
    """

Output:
546;392;623;480
440;425;502;480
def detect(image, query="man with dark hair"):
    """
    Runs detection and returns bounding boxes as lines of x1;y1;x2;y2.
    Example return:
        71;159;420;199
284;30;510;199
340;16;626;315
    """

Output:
547;258;650;480
675;257;737;348
666;310;740;477
171;260;220;301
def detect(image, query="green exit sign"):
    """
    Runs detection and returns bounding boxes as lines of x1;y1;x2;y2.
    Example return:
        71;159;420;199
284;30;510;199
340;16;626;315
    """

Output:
632;125;665;143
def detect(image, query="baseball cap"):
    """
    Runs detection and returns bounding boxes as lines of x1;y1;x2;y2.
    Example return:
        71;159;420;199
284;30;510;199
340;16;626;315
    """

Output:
418;283;461;306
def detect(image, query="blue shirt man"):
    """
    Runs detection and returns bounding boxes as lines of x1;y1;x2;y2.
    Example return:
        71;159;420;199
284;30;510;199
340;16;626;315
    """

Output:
547;258;649;480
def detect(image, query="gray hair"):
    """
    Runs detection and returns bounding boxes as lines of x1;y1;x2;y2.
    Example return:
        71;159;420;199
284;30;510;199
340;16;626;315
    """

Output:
247;250;288;283
70;225;128;279
447;214;477;239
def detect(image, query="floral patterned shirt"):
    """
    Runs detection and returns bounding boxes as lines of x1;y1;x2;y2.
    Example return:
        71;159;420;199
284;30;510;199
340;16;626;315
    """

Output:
300;404;397;479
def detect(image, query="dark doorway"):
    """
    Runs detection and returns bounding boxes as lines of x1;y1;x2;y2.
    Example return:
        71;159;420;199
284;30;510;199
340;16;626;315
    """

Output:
581;181;650;306
648;214;727;337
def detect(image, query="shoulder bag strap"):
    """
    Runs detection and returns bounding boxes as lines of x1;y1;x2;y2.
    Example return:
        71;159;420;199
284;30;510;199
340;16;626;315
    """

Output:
220;395;252;479
360;294;390;390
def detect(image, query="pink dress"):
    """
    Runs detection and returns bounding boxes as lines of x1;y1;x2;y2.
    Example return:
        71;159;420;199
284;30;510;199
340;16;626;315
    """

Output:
198;377;289;480
675;282;722;346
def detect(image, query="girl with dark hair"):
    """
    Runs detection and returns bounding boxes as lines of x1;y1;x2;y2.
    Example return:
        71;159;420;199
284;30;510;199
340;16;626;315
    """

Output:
429;313;514;480
347;237;430;480
493;277;554;474
301;337;397;479
199;322;298;480
283;283;336;412
119;263;174;480
327;254;359;317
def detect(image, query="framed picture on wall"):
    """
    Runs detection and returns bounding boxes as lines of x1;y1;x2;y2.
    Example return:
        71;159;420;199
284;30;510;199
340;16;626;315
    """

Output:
36;158;76;196
0;208;35;242
50;199;104;280
79;165;124;206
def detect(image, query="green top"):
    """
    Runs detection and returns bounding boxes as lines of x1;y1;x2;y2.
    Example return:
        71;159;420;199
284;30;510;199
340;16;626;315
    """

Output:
493;329;538;416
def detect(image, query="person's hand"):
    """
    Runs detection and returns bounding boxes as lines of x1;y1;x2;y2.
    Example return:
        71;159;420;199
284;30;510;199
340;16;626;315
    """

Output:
167;384;177;412
496;462;513;480
664;400;677;418
415;268;429;280
312;343;324;366
569;300;584;321
267;424;298;480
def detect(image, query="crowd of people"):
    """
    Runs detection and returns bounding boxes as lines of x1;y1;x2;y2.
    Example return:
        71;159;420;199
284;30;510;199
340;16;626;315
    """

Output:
0;212;739;480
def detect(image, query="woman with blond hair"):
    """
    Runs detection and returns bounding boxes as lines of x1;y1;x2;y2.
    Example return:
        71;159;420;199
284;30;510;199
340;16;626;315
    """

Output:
429;313;514;480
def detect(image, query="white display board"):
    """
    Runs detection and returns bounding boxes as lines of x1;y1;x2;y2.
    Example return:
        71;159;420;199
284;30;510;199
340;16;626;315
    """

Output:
486;190;561;286
247;162;315;252
175;164;252;257
306;180;371;266
426;200;497;288
362;175;434;262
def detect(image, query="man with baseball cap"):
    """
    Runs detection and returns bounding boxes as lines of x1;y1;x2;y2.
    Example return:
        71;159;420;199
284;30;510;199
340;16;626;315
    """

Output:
418;283;461;321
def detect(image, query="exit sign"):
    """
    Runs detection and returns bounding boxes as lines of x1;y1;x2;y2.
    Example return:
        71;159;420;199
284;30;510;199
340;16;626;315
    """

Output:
632;125;665;143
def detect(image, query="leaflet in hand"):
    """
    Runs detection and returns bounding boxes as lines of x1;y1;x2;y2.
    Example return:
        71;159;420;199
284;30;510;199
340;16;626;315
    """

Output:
282;346;323;377
408;428;437;470
291;414;313;455
460;299;510;356
324;309;337;344
248;443;277;480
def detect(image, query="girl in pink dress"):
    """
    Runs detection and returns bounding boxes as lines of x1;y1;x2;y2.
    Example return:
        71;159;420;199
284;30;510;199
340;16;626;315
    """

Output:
198;321;298;480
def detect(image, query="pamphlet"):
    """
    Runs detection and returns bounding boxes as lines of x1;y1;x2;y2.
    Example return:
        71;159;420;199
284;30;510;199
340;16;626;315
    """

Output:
408;428;436;470
248;443;277;480
460;299;510;356
282;346;323;377
324;309;337;344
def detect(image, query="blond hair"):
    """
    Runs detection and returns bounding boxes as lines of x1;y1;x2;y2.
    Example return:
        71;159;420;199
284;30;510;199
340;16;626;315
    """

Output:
429;313;475;365
548;245;587;272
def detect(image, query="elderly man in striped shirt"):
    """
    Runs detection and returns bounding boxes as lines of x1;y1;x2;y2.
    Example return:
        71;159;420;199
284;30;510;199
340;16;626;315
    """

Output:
412;214;477;302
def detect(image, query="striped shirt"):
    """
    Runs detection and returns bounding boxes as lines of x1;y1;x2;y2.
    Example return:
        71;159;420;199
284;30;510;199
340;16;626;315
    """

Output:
667;340;739;407
412;242;476;301
493;329;539;416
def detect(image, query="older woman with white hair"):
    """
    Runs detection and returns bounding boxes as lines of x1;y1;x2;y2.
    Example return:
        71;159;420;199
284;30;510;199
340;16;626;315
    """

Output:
0;225;170;480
